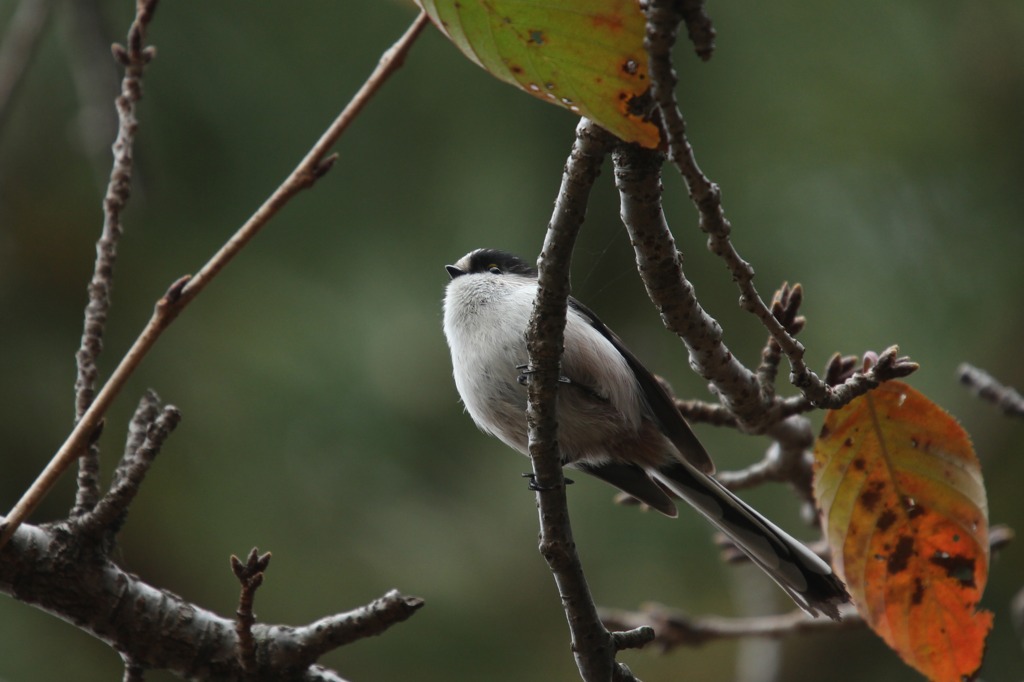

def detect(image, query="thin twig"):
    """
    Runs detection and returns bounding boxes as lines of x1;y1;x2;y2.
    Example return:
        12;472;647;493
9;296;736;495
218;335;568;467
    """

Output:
958;363;1024;418
674;0;716;61
600;602;862;652
231;548;271;674
0;10;432;549
642;2;808;380
0;0;54;131
673;398;740;427
756;283;805;398
526;118;651;682
641;1;917;409
109;390;162;490
77;402;180;536
72;0;160;518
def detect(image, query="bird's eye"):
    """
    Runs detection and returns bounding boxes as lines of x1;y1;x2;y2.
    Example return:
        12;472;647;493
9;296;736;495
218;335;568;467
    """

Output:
488;264;501;275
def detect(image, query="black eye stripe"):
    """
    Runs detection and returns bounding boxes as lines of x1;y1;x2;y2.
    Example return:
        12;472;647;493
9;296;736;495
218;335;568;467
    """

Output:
465;249;538;277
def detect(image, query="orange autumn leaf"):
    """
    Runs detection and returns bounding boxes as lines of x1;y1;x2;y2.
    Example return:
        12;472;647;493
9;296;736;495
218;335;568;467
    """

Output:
416;0;660;147
813;381;991;682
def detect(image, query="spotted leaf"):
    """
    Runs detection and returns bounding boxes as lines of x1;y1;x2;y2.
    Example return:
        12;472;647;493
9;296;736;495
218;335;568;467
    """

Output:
417;0;660;147
813;381;991;681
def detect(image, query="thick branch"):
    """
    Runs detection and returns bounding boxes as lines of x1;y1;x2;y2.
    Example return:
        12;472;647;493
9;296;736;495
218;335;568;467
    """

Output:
612;142;762;420
0;10;432;549
526;118;651;682
0;522;418;680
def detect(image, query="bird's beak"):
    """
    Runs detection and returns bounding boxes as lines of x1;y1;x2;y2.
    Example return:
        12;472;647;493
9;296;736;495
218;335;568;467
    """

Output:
445;265;466;280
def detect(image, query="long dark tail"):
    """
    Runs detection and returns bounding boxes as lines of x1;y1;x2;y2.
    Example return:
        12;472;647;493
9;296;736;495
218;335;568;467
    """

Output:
654;461;850;620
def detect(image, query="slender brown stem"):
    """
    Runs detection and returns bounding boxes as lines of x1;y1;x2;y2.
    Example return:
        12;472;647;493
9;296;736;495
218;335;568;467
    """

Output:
0;10;432;549
600;603;862;651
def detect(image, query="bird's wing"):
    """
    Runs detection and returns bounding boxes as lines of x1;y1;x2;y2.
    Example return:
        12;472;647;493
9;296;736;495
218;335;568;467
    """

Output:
566;297;715;474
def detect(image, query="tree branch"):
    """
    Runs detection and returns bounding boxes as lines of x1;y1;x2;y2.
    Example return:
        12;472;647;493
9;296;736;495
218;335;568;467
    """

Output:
674;0;716;61
76;399;180;538
231;548;272;674
600;602;862;652
0;9;432;549
288;590;426;659
605;525;1015;650
641;1;917;411
72;0;161;517
526;118;653;682
958;363;1024;418
0;522;418;680
612;142;763;420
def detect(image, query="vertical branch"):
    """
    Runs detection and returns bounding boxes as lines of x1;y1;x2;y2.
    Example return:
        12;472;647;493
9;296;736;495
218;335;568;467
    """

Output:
231;548;271;674
612;142;762;419
72;0;161;517
526;118;651;681
641;0;917;408
640;1;818;391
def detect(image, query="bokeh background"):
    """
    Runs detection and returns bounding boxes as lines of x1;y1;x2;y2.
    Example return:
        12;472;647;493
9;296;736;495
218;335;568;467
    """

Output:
2;1;1023;680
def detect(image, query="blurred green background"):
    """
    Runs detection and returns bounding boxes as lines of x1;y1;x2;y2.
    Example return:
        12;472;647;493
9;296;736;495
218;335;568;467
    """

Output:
2;1;1023;680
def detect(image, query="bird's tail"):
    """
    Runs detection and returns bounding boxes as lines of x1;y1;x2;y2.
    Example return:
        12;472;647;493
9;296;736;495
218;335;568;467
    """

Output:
653;460;850;620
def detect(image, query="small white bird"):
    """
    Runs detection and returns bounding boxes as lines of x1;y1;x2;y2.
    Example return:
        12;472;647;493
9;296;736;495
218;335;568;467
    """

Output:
442;248;848;619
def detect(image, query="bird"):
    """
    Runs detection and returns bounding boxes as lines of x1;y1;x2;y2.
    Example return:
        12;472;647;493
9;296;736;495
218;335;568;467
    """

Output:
442;248;849;619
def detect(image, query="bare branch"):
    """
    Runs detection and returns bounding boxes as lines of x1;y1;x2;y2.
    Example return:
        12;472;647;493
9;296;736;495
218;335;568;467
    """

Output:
641;1;917;411
674;0;716;61
612;142;763;421
673;397;740;428
715;437;805;492
288;590;426;659
71;0;160;517
0;522;417;680
0;0;54;131
756;283;805;398
0;10;432;549
799;346;919;409
231;548;272;673
600;602;862;652
526;118;652;681
958;363;1024;418
76;402;180;537
110;390;162;490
